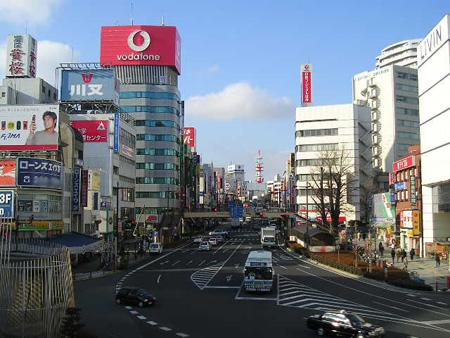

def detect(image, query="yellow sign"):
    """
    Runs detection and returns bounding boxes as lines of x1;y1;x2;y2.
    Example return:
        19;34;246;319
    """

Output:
412;210;421;235
89;170;101;191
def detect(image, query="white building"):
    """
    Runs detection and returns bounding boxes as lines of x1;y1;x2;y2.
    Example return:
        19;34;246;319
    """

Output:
376;39;421;69
417;14;450;251
295;104;371;223
353;65;420;172
225;164;245;198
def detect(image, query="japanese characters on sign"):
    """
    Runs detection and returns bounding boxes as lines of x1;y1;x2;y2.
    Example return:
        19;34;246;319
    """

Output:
60;69;119;103
114;113;119;153
184;127;196;149
6;34;37;78
410;176;417;207
393;155;415;173
72;166;81;213
16;157;63;190
0;190;14;218
69;120;109;143
301;64;312;104
0;105;59;151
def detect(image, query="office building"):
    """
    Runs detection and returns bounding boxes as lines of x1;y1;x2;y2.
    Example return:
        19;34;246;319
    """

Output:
376;39;421;69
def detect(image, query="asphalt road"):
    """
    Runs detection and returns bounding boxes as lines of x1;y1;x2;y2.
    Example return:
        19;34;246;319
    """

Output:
75;225;450;338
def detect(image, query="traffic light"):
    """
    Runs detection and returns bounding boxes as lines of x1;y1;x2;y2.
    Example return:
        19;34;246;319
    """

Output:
259;212;264;218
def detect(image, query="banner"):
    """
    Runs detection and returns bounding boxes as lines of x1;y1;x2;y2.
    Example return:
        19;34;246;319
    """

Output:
70;120;109;143
17;157;63;189
0;105;59;151
301;64;312;104
114;113;119;153
72;166;81;213
0;160;16;186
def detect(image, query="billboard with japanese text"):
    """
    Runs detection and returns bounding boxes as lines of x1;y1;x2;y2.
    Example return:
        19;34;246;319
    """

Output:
301;64;312;104
100;25;181;74
60;69;119;103
0;160;16;187
17;157;63;190
70;120;109;143
184;127;196;149
6;34;37;78
0;105;59;151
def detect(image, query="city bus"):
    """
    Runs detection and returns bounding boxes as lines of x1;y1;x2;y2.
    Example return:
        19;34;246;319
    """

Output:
243;250;274;292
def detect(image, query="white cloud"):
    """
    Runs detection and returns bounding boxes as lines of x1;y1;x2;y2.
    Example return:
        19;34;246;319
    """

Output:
0;39;79;86
0;0;62;25
186;82;295;120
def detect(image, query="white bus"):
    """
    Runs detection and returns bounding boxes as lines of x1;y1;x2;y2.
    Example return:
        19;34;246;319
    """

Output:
243;250;274;292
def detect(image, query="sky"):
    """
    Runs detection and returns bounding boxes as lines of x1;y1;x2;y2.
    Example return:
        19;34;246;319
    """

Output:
0;0;447;181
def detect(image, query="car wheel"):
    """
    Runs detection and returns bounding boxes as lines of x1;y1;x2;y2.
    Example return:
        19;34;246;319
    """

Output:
115;298;121;305
317;327;324;336
138;301;144;308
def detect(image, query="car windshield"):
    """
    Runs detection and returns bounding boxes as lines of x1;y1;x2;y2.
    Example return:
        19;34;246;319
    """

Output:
150;244;159;248
347;314;365;327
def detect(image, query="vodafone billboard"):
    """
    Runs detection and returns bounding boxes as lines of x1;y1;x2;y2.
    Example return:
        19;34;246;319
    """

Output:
100;25;181;74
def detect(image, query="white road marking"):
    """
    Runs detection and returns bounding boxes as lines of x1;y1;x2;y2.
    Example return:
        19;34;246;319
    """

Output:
172;260;181;266
137;315;146;320
129;310;138;315
147;321;158;326
187;260;193;265
235;296;278;301
160;326;172;331
226;275;232;282
437;302;447;305
421;319;450;325
198;260;206;266
407;298;448;310
159;260;169;266
204;286;241;289
407;293;416;297
157;274;162;284
421;297;431;301
277;264;288;270
235;264;239;269
372;300;410;313
125;306;132;310
176;333;190;337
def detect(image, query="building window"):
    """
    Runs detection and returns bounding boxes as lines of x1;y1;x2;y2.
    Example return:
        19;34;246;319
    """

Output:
136;134;178;142
398;131;420;141
120;91;180;101
396;72;417;81
296;159;324;167
397;108;419;116
396;95;419;105
296;128;338;137
136;177;179;184
136;148;178;156
136;191;177;199
397;119;419;128
136;162;178;170
296;143;338;152
121;105;180;116
396;83;418;93
1;92;5;98
135;120;179;129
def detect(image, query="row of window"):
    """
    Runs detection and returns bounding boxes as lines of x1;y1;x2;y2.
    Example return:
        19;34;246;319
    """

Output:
396;95;419;105
121;105;180;115
296;159;324;167
396;72;418;81
397;119;419;128
136;163;179;170
120;91;180;101
136;134;179;142
136;177;179;185
397;107;419;116
120;128;136;149
136;191;178;199
296;128;338;138
135;120;179;129
397;190;410;202
296;143;338;152
396;168;418;182
398;131;420;141
136;148;179;156
135;207;163;215
396;83;418;93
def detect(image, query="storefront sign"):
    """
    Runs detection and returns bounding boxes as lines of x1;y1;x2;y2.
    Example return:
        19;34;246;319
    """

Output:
184;127;196;149
17;157;63;189
70;120;109;142
412;210;421;235
410;176;417;207
0;190;14;218
400;210;413;229
394;182;406;191
393;155;415;173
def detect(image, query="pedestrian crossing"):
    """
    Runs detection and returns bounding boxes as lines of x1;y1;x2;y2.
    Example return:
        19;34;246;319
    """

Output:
190;261;225;290
277;275;410;322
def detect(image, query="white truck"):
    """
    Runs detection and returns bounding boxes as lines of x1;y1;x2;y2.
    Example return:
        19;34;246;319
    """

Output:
260;226;277;248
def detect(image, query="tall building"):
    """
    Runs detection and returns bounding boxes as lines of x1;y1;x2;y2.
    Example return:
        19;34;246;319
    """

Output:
353;65;420;172
417;14;450;253
376;39;421;69
225;164;245;199
100;25;183;224
295;103;371;222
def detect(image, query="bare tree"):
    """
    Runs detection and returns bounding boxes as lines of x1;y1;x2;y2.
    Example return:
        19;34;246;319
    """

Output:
309;147;356;235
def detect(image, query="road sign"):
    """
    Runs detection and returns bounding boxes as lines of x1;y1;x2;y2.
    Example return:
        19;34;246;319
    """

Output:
0;190;14;218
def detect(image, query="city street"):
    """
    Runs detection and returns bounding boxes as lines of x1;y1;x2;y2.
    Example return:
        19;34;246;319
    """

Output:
76;226;450;338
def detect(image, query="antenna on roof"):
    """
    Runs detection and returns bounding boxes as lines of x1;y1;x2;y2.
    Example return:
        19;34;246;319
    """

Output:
130;1;134;25
161;16;165;26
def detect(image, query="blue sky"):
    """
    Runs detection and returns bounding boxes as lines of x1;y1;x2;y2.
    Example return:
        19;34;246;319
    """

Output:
0;0;448;181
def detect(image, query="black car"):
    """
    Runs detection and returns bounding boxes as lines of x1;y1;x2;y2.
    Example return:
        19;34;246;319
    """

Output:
306;310;385;337
115;287;156;308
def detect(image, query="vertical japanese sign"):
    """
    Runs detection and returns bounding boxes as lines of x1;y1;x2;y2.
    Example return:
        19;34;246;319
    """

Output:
72;166;81;213
301;64;312;105
6;34;37;78
114;113;119;153
410;176;417;207
81;170;88;207
184;127;196;149
70;120;109;142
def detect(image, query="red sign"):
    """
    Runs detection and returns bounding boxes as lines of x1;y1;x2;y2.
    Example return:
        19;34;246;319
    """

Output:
184;127;196;148
389;172;396;185
100;25;181;74
70;120;109;143
0;160;16;186
301;64;312;104
393;155;415;173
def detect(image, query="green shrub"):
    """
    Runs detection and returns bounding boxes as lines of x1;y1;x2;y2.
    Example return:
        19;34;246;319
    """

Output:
387;279;433;291
363;270;385;281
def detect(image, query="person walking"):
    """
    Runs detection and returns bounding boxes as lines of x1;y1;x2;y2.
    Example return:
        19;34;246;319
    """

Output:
410;248;415;261
391;247;396;264
379;242;384;257
401;248;407;263
435;253;441;267
396;247;402;263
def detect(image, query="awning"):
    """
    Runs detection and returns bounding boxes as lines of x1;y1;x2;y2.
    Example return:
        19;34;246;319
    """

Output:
48;232;103;254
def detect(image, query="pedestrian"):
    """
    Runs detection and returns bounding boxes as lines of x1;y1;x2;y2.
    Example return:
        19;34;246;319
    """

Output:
379;242;384;257
391;247;396;264
435;253;441;267
401;248;407;263
396;247;402;263
410;248;415;261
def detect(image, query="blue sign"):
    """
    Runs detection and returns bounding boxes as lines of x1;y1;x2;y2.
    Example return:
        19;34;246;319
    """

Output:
114;112;119;153
17;157;63;189
72;166;81;213
394;182;406;191
229;205;244;218
60;69;119;103
0;190;14;218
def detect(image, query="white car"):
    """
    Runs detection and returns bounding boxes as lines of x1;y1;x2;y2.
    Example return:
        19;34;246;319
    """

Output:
193;236;203;243
208;238;218;246
198;241;210;251
149;243;163;254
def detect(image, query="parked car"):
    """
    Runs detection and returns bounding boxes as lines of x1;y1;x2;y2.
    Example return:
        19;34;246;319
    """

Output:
193;236;203;243
149;242;163;254
208;237;218;246
306;310;385;337
198;241;211;251
214;235;224;243
115;287;156;308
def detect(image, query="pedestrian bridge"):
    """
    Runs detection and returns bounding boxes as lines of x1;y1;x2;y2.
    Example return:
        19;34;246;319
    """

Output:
183;211;296;219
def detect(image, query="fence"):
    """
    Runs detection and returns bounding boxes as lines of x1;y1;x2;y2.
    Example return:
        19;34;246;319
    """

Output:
0;220;75;337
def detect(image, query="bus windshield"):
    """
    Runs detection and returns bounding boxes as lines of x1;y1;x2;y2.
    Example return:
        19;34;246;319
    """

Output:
244;266;273;280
